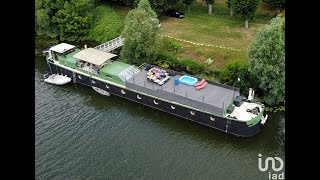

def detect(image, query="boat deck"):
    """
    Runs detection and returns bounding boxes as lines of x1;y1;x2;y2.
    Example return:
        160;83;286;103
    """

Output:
125;70;239;116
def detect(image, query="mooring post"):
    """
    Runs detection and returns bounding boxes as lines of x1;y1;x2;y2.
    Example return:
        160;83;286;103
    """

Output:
186;91;188;98
202;96;204;102
144;81;145;87
174;86;175;94
152;83;154;90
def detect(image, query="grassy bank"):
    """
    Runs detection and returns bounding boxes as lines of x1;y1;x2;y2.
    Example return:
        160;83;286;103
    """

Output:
86;6;125;43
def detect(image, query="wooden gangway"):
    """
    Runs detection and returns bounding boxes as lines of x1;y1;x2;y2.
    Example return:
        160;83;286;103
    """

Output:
94;36;124;52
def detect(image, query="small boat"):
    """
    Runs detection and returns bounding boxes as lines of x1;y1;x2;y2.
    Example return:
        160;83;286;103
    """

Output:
43;73;71;85
92;86;110;96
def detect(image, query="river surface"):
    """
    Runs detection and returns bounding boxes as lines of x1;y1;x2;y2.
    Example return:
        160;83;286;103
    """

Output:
35;54;285;179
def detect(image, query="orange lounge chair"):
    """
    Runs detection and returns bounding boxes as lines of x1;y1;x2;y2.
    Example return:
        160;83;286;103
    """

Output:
195;79;206;87
196;81;208;90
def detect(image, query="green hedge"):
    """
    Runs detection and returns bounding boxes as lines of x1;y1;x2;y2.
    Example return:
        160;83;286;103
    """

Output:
156;52;205;74
182;59;205;74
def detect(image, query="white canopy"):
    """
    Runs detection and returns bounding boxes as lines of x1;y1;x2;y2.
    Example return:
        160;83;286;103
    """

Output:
73;48;117;66
50;43;76;53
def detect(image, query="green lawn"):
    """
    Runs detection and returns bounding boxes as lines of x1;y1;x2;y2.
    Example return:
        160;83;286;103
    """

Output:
88;0;278;70
158;0;276;70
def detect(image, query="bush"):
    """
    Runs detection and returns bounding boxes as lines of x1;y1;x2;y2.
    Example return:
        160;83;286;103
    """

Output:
166;40;182;52
182;59;205;74
217;59;258;93
195;49;203;56
156;52;206;74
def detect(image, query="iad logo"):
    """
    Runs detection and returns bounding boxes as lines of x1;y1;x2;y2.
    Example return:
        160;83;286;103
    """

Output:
258;154;284;179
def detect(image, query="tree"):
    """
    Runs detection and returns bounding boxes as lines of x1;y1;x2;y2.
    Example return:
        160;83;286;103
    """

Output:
108;0;178;13
120;0;162;65
36;0;95;40
263;0;285;15
52;0;94;41
35;0;59;37
204;0;215;15
183;0;195;12
226;0;233;16
217;59;257;94
232;0;260;29
137;0;157;18
248;15;285;105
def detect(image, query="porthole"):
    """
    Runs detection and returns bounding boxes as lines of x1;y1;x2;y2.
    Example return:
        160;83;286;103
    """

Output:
190;111;195;116
154;100;159;105
92;80;95;84
171;105;175;110
105;84;109;89
210;117;215;121
137;94;142;99
121;89;126;94
78;75;82;79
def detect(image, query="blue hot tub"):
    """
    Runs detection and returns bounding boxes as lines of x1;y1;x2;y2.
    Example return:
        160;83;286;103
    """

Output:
179;75;198;86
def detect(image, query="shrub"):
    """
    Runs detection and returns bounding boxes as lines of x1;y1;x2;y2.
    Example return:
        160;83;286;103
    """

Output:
182;59;205;74
166;40;182;52
156;52;206;74
217;59;257;93
195;49;203;56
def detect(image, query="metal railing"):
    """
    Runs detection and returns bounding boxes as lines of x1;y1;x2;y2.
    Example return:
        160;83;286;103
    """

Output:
94;36;124;52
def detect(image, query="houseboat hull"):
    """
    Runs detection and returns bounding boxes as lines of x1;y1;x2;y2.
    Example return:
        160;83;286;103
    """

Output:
48;62;262;137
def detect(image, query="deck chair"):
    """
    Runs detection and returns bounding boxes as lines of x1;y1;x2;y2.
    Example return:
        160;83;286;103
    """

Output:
196;81;208;90
195;79;206;87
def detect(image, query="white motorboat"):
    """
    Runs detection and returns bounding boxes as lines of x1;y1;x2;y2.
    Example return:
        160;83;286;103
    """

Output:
44;74;71;85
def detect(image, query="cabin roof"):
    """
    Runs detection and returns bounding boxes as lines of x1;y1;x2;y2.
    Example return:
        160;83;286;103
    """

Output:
73;48;117;66
50;43;76;53
99;61;132;76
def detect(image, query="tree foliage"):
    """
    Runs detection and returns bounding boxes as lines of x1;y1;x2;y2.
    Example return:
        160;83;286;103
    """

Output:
120;0;162;65
263;0;285;11
35;0;94;41
35;0;59;36
107;0;178;13
232;0;260;20
263;0;285;15
52;0;94;41
183;0;196;12
217;59;258;94
248;15;285;105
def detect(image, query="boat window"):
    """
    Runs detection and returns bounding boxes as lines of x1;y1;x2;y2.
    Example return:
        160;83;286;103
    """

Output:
106;85;109;89
190;111;195;115
137;95;142;100
121;89;126;95
171;105;175;110
92;79;95;84
210;117;215;121
154;100;159;105
78;75;82;79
